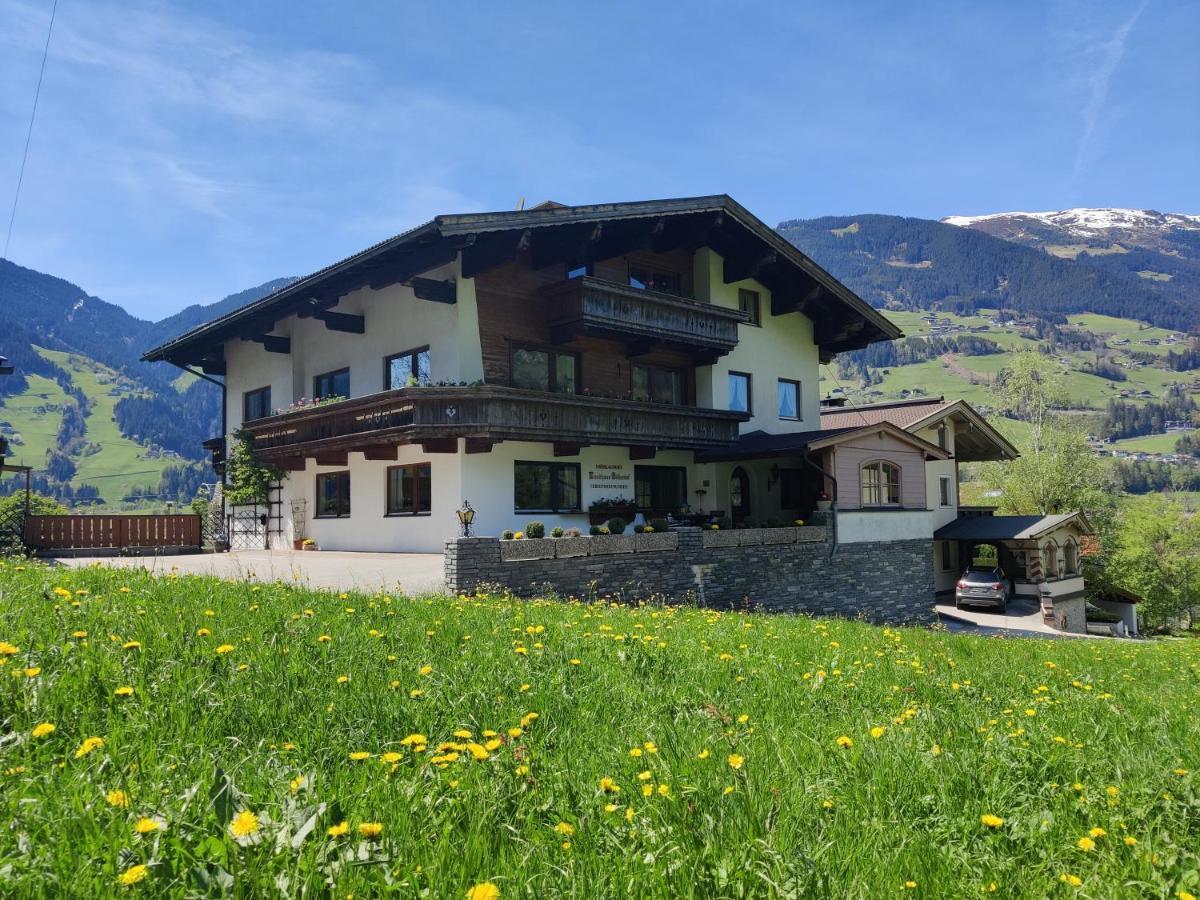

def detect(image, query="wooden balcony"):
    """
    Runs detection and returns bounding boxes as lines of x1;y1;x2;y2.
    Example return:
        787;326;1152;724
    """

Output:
541;276;748;356
241;385;749;460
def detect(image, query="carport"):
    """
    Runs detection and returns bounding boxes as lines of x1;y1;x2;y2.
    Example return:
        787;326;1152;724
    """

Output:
934;511;1096;634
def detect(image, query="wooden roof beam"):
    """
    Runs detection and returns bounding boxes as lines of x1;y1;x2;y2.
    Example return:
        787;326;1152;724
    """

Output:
461;229;529;279
410;277;457;304
723;250;777;284
314;310;365;334
243;334;290;354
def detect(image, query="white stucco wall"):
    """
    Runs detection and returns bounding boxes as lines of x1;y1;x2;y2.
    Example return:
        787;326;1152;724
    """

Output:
836;509;933;544
222;260;471;433
278;445;463;553
692;248;821;435
458;441;696;537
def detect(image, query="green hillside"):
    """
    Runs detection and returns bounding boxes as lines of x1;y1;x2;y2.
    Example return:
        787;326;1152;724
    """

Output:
0;347;186;507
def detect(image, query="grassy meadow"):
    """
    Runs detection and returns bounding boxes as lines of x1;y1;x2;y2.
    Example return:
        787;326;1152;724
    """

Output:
1;560;1198;897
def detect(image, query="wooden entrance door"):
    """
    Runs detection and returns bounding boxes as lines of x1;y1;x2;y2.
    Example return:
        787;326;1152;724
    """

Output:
730;466;751;523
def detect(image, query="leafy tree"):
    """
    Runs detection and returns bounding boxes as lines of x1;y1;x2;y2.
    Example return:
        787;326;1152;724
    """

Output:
224;430;282;506
983;352;1113;515
0;491;67;519
1094;495;1200;629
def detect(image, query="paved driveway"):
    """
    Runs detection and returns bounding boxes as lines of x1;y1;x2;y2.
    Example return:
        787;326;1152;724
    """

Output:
935;595;1079;638
55;550;446;595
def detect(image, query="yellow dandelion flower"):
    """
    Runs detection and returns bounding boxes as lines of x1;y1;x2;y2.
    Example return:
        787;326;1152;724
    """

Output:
629;747;643;758
229;810;260;837
75;736;105;758
836;735;853;749
1178;891;1196;900
453;729;473;739
114;686;134;698
196;628;210;637
23;667;40;678
349;751;371;761
1089;827;1106;838
722;785;734;795
1077;836;1095;852
317;634;331;643
553;821;574;836
727;754;744;770
106;789;130;807
981;814;1004;828
507;727;522;738
466;883;500;900
869;726;887;739
328;820;349;837
822;798;834;809
117;864;148;886
1123;836;1138;846
698;748;711;759
1060;874;1082;886
134;817;160;834
599;777;620;793
380;751;403;764
419;664;433;676
72;630;87;638
358;822;383;839
31;722;55;738
466;743;489;761
122;641;141;650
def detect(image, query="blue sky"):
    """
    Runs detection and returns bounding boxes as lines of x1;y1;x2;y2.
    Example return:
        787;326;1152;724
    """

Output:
1;0;1196;320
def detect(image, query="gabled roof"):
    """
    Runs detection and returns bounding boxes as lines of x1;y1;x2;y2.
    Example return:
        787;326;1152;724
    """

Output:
143;194;901;370
821;396;1018;462
696;421;951;462
934;511;1093;542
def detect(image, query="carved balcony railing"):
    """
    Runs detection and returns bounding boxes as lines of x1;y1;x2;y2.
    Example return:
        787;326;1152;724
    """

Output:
541;276;748;356
240;385;749;458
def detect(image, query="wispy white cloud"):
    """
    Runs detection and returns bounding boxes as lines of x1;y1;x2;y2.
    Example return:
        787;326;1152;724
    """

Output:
1070;0;1149;185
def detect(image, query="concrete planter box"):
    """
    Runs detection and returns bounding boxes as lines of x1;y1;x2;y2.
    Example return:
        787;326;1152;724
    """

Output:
586;534;638;555
796;526;827;543
701;529;739;548
633;532;678;553
553;538;589;558
737;528;767;546
762;528;797;545
500;539;555;561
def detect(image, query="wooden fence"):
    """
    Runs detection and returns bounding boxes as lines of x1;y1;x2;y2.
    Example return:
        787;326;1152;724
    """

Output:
24;514;202;555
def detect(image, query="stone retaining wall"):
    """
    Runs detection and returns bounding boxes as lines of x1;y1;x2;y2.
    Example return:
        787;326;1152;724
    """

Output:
445;527;934;625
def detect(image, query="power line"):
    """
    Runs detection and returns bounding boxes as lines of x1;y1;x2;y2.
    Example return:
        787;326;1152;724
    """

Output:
3;0;59;262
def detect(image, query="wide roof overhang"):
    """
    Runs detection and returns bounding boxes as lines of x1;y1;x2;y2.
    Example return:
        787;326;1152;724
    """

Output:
142;194;901;372
934;511;1094;543
696;421;951;462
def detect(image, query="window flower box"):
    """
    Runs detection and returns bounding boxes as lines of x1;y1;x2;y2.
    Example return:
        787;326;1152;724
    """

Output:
587;500;637;526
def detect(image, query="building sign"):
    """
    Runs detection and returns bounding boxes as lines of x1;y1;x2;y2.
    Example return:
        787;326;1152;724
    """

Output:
583;462;634;507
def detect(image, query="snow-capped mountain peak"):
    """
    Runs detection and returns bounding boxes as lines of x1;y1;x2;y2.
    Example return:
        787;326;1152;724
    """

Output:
942;207;1200;237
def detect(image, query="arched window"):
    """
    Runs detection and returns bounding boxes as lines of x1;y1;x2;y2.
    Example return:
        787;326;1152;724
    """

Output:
1063;539;1079;576
1042;540;1059;580
861;460;901;507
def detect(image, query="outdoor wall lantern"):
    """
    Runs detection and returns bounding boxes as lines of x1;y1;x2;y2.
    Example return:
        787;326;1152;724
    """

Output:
457;500;476;537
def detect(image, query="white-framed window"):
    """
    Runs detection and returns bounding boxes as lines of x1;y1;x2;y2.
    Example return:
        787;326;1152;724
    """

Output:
939;475;953;507
861;460;901;507
777;379;800;420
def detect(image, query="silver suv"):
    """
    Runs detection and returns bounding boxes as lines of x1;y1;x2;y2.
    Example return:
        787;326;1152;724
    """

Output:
955;566;1011;612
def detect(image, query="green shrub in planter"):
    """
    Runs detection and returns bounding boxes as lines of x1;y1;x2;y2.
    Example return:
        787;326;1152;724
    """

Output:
605;517;627;535
525;521;546;539
649;518;671;533
766;517;780;528
550;526;564;538
501;530;514;541
633;524;646;534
